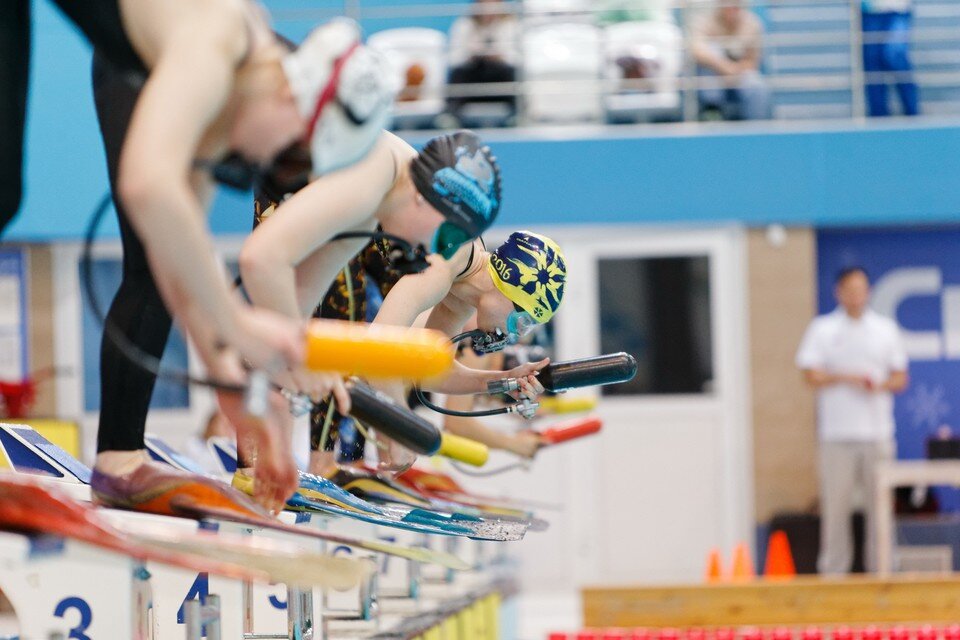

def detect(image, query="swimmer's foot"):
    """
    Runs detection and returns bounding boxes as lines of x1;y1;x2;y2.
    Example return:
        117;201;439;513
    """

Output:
91;460;268;520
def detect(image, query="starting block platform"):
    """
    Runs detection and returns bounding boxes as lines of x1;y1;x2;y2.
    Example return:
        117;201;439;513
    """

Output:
0;423;520;640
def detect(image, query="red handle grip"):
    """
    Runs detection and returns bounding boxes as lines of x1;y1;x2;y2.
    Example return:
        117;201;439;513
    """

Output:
537;416;603;444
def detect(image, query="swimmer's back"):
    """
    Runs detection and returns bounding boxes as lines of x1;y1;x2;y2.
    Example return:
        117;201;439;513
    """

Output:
52;0;262;76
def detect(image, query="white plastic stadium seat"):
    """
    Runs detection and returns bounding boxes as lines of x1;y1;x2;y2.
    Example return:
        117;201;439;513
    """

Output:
602;21;683;123
367;28;448;129
522;0;592;26
522;23;603;123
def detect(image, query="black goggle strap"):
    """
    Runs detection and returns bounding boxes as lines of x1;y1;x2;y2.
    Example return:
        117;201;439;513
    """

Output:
193;154;260;192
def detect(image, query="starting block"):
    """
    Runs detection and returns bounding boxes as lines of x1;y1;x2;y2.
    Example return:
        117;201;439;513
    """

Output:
0;424;514;640
0;530;148;639
0;426;317;639
0;423;91;500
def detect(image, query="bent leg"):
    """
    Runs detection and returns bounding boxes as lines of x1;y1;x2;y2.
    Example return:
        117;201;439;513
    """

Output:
92;54;172;454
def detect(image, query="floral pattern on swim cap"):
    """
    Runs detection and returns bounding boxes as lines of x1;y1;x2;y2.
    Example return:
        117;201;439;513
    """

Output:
487;231;567;323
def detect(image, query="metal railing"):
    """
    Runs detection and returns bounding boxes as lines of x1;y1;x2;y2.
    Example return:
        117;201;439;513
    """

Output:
269;0;960;127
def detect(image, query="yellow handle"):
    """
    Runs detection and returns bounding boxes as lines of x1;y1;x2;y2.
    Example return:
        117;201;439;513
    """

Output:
437;433;489;467
304;320;454;380
538;395;598;415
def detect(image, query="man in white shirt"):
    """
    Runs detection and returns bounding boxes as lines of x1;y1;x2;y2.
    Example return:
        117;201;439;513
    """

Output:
796;266;909;574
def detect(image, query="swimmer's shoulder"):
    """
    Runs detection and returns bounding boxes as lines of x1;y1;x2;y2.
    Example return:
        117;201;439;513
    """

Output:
126;0;251;65
377;131;418;188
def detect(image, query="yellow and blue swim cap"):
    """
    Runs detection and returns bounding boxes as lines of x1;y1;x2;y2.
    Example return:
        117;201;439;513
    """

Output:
487;231;567;323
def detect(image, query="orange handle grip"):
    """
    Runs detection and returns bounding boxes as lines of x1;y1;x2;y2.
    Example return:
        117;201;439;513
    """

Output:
538;416;603;444
304;320;454;380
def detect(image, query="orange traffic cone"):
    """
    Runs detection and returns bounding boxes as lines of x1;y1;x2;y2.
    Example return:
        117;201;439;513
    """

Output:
730;542;755;581
763;530;797;579
705;547;724;582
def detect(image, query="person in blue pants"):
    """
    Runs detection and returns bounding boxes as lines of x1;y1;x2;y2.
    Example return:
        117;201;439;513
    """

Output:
862;0;919;116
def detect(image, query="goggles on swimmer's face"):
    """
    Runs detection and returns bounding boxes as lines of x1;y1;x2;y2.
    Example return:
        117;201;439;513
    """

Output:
431;222;473;260
194;142;312;203
506;307;537;340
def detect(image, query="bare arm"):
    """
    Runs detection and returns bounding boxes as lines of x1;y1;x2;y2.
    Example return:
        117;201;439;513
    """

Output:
443;395;541;458
367;256;464;402
118;12;266;362
802;369;869;389
240;133;397;320
418;303;548;395
882;370;909;393
442;351;542;458
419;298;491;394
290;234;370;318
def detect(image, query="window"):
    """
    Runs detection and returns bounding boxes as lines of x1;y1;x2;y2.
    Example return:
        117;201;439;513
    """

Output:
598;255;714;395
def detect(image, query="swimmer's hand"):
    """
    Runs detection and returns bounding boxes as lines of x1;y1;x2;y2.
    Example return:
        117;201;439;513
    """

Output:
505;431;545;460
229;306;304;374
213;351;298;513
501;357;550;402
274;367;351;414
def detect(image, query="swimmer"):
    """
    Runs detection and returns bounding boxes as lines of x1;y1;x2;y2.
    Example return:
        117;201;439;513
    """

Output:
40;1;395;512
239;129;502;407
244;226;565;474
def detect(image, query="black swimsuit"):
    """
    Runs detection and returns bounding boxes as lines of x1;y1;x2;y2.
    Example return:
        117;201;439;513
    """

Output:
1;0;145;234
52;0;149;78
0;0;256;234
87;8;253;453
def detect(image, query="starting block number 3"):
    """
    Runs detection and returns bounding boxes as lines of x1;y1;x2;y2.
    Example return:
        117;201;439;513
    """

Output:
54;596;93;640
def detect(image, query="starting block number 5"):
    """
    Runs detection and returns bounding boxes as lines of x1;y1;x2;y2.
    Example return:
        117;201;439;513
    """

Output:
53;596;93;640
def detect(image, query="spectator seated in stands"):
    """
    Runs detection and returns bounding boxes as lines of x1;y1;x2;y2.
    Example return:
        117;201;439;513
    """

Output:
446;0;519;125
690;0;770;121
862;0;919;117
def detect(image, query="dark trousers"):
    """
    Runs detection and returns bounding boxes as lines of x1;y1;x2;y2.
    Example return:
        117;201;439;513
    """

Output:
447;57;517;115
92;54;173;452
862;10;919;117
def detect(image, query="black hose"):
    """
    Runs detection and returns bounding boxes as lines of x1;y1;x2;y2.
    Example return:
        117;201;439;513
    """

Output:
413;386;511;418
81;192;245;394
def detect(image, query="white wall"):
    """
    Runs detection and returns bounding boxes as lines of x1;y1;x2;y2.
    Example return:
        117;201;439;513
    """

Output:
450;223;754;591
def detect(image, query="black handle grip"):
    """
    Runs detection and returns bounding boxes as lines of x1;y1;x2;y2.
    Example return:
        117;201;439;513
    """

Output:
346;380;441;455
540;353;638;392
